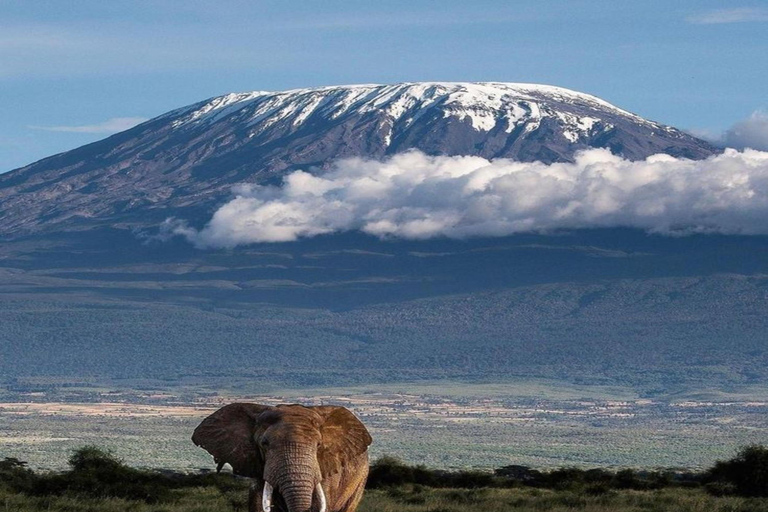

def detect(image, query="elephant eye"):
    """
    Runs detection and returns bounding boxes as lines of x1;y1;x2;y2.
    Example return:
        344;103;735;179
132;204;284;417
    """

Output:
259;438;270;447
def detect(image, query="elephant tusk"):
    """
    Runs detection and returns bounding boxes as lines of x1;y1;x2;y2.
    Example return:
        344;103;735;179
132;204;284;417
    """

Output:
262;481;273;512
316;482;327;512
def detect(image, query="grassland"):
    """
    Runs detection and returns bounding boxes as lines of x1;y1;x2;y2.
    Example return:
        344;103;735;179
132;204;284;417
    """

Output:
3;485;768;512
367;487;768;512
2;380;768;471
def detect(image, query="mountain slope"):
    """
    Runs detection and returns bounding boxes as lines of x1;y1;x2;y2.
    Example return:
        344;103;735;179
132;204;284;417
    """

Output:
0;82;716;237
2;266;767;390
1;225;767;390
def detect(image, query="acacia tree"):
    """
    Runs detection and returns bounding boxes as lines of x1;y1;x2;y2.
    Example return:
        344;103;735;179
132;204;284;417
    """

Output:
707;445;768;497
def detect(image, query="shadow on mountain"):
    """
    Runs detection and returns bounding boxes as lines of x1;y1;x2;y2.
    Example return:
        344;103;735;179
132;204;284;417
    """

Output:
3;227;768;310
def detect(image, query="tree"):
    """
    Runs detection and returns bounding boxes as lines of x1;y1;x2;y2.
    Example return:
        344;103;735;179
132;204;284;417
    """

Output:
707;445;768;497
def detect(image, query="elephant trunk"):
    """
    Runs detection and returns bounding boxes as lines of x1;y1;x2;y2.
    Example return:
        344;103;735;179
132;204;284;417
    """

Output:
279;481;313;512
265;445;321;512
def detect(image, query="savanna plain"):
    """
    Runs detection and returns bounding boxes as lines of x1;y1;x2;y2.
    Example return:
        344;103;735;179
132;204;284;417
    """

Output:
3;378;768;511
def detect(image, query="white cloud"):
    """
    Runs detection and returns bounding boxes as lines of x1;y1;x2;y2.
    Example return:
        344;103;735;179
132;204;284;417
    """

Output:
687;8;768;24
175;148;768;248
722;111;768;151
30;117;147;134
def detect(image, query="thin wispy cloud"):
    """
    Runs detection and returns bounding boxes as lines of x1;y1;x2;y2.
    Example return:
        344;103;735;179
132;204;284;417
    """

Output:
687;7;768;24
279;12;526;31
0;23;292;79
172;148;768;248
30;117;147;134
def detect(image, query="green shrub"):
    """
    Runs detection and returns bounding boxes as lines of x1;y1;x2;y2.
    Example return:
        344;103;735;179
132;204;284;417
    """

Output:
2;446;251;506
367;457;500;490
547;468;587;490
705;480;738;497
583;468;613;484
706;445;768;497
583;482;611;495
368;456;415;488
368;455;701;493
494;464;542;484
613;468;640;489
0;457;37;493
67;446;124;473
30;446;171;503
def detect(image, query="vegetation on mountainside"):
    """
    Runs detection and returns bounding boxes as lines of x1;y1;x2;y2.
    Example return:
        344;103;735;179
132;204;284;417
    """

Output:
2;271;768;390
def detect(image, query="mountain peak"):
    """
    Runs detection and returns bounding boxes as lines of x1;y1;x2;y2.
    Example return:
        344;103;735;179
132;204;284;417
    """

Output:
0;81;717;237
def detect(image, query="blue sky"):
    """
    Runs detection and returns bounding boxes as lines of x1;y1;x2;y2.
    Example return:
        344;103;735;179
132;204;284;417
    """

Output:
1;0;767;172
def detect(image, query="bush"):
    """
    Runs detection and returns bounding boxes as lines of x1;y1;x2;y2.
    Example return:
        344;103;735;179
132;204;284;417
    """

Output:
368;456;415;488
494;464;542;484
704;480;738;497
367;455;700;492
367;456;499;489
584;482;611;495
706;445;768;497
547;468;587;490
583;468;613;484
1;446;252;505
613;468;641;489
440;469;496;489
30;446;172;503
0;457;37;493
67;446;124;473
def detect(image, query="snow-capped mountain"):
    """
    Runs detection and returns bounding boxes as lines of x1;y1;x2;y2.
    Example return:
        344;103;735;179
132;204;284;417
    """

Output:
0;82;715;237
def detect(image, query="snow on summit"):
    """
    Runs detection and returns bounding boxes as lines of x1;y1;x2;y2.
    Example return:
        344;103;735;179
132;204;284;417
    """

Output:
170;82;648;140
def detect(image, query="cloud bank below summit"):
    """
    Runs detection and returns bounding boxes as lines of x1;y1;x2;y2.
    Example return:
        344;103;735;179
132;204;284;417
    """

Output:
722;111;768;151
175;148;768;248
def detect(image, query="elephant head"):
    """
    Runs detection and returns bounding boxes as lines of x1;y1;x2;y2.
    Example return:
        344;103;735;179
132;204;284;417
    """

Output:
192;403;372;512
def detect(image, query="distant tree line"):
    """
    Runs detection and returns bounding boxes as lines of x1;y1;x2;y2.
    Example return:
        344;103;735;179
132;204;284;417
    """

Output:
367;446;768;497
2;445;768;504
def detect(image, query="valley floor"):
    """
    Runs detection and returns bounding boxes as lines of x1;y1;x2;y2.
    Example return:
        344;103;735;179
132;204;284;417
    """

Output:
2;380;768;471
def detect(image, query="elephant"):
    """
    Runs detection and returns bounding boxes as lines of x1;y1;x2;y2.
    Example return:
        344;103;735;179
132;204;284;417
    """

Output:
192;403;372;512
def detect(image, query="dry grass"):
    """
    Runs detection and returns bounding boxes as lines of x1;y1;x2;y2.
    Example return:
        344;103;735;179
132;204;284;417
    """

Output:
361;486;768;512
3;486;768;512
0;486;234;512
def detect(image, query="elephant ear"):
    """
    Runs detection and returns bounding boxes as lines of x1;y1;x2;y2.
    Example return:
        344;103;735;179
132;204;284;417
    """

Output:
316;406;372;478
192;403;272;478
